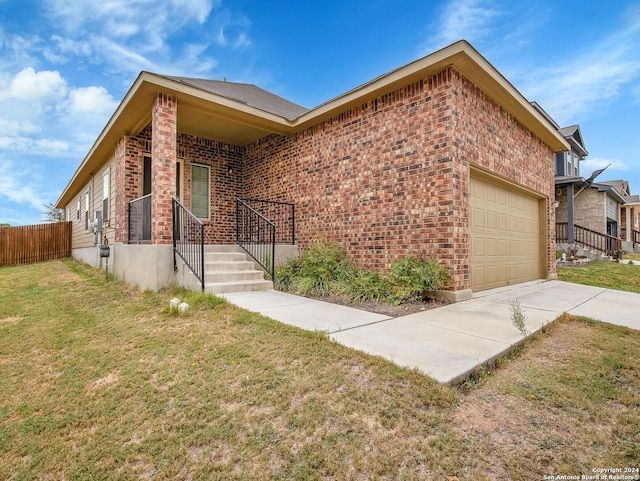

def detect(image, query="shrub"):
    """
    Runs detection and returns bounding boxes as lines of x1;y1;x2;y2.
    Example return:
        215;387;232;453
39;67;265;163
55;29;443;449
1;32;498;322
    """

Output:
275;243;450;305
389;255;450;300
274;257;301;291
341;268;390;303
276;242;352;297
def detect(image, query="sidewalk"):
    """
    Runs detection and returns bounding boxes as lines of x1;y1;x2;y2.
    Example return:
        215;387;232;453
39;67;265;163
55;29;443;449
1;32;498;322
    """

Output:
223;280;640;384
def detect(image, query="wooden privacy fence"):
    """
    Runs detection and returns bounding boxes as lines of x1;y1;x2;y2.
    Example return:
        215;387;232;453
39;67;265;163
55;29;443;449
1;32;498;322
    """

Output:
0;222;72;267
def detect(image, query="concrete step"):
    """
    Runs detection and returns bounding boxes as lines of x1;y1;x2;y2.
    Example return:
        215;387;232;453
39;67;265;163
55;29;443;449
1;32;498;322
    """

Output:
205;279;273;294
204;244;243;253
205;260;257;271
198;244;273;294
206;270;266;282
205;251;251;263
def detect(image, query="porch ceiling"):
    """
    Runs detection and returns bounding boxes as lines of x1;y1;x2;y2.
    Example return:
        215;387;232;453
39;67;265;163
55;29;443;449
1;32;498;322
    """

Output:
126;74;297;145
176;103;278;146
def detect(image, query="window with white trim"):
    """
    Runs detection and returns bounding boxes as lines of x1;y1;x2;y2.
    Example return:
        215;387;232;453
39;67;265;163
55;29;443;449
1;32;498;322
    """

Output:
85;190;90;231
191;164;210;219
103;170;110;222
76;198;81;221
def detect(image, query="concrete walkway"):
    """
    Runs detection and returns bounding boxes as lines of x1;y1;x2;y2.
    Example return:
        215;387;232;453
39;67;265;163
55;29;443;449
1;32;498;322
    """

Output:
223;280;640;384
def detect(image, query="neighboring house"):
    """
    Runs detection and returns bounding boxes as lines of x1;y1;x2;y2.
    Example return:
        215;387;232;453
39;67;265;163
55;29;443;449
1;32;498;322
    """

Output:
599;180;640;252
554;125;588;177
56;40;569;300
532;102;631;256
555;177;627;254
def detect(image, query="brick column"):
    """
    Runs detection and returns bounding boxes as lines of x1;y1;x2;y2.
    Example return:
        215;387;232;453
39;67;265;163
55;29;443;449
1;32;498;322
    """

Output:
151;93;177;244
114;134;141;243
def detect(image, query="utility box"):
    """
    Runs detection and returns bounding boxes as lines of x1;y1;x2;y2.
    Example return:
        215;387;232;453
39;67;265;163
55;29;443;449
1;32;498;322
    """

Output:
93;211;103;245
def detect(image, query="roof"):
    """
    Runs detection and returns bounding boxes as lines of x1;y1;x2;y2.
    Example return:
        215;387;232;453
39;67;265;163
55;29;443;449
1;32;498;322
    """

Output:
530;101;559;130
160;76;310;120
593;182;627;204
555;175;584;186
57;40;570;208
598;180;630;196
557;176;628;204
557;124;588;158
530;104;589;159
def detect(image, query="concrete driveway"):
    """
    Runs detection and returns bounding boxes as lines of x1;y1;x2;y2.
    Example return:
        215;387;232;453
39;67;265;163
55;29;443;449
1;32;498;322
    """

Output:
223;280;640;384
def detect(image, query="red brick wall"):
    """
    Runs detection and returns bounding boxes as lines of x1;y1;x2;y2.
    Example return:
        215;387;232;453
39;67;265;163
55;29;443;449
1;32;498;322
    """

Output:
450;70;556;282
243;69;457;279
177;134;243;243
151;93;177;244
116;127;243;245
114;133;146;243
242;66;556;291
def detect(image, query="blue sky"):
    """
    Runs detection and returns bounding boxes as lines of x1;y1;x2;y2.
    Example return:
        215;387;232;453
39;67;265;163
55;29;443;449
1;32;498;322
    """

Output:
1;0;639;225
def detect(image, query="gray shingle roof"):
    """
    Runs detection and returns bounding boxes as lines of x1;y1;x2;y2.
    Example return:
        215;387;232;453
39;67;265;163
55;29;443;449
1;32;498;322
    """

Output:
557;125;579;137
161;75;310;121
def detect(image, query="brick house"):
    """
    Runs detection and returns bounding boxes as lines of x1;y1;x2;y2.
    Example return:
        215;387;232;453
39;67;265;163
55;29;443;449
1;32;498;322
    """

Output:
56;40;569;300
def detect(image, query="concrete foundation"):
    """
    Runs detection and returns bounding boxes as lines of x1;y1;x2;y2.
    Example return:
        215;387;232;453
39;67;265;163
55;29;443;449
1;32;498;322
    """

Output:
72;243;300;292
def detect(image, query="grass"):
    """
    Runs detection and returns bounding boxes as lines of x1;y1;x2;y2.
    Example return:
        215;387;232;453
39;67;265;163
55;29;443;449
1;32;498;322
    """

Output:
1;259;638;480
557;260;640;293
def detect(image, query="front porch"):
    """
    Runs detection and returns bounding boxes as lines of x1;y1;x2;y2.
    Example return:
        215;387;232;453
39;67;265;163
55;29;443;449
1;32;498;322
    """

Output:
109;91;299;292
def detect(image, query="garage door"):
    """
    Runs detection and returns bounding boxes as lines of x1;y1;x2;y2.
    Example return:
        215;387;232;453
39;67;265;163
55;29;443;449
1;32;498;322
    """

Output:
470;175;542;291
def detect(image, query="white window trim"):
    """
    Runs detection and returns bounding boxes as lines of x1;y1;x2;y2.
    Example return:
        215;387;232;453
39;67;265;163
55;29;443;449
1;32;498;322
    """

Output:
84;190;90;231
103;170;110;222
191;163;211;220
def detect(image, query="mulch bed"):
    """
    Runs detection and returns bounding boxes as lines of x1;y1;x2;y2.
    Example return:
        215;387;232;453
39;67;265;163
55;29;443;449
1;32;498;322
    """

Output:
282;291;449;318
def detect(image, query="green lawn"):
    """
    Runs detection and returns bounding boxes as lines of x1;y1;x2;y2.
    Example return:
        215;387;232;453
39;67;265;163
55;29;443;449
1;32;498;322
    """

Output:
557;260;640;294
0;259;638;480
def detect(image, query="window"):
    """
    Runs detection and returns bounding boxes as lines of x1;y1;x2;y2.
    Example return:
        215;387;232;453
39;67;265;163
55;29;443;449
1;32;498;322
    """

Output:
143;156;151;196
191;164;210;219
103;170;110;221
85;190;90;231
76;198;80;221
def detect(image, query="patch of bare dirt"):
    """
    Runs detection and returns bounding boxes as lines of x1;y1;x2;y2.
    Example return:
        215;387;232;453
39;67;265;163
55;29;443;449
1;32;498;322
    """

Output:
448;318;629;480
0;317;22;324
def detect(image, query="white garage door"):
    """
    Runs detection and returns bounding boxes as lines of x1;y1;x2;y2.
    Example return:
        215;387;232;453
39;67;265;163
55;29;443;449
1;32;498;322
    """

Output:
470;175;542;291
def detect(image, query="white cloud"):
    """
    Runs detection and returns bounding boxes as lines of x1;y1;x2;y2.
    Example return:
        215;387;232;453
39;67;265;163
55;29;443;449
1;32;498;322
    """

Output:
0;136;70;157
0;67;116;159
423;0;500;52
0;157;46;211
45;0;217;48
0;118;41;136
581;157;629;174
43;35;93;63
518;20;640;125
68;86;118;114
36;0;248;78
6;67;67;101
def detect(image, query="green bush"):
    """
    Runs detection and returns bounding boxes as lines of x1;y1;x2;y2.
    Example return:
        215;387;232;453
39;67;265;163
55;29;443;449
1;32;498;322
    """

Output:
275;243;450;305
389;255;450;300
341;268;390;303
275;242;352;297
274;257;301;291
